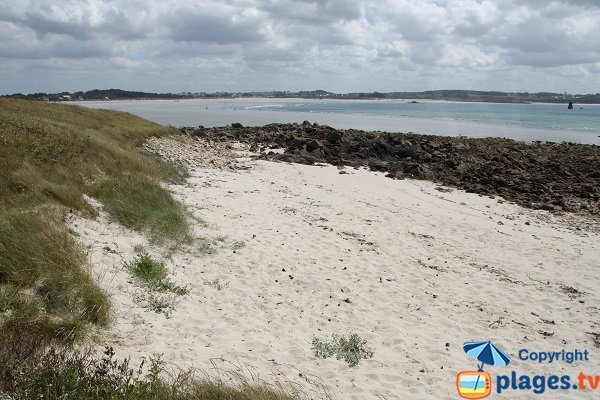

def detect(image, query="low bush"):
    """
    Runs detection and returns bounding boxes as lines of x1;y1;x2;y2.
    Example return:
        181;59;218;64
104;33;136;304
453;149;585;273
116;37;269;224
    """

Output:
0;344;300;400
312;333;374;367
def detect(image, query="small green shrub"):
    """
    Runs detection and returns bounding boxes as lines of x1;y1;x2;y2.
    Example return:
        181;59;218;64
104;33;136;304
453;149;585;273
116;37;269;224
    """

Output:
124;254;187;316
125;253;168;284
312;333;374;367
143;292;176;316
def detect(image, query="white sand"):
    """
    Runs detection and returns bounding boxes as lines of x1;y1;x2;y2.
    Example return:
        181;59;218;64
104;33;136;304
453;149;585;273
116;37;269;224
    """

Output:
71;141;600;399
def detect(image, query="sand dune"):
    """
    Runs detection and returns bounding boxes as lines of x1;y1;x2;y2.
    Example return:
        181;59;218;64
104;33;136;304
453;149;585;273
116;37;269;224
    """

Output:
70;139;599;399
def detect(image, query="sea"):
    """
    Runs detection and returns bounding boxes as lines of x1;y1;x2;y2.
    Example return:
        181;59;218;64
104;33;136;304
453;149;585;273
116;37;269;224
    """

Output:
77;98;600;145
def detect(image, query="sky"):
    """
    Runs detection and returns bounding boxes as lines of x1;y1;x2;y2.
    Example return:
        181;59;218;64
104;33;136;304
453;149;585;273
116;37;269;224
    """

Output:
1;0;600;95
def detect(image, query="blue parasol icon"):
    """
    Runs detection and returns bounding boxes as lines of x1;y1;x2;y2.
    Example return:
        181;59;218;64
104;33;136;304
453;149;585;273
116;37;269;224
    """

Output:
463;341;511;371
463;341;510;393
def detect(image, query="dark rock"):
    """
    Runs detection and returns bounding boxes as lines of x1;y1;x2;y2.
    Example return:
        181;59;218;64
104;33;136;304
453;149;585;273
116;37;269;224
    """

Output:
305;139;323;153
231;123;243;128
325;130;342;143
368;159;388;171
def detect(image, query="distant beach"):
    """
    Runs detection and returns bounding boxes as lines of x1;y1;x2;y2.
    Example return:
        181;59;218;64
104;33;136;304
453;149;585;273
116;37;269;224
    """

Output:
77;98;600;145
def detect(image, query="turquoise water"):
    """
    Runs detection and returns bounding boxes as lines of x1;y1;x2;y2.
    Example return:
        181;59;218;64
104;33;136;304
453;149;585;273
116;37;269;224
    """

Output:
79;99;600;144
259;100;600;138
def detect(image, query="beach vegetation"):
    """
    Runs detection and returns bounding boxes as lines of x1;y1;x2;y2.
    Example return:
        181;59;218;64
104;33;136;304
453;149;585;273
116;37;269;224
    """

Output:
0;344;304;400
312;333;374;367
197;238;218;255
231;240;246;250
204;278;229;291
124;253;187;316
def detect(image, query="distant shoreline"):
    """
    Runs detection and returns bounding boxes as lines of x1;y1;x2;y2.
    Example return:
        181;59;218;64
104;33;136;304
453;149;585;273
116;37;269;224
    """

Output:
56;96;600;105
4;88;600;104
76;97;600;106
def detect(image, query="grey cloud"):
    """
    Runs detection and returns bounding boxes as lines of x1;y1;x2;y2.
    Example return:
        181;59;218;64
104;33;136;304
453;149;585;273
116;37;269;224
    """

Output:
0;7;148;41
518;0;600;9
478;13;600;67
1;0;600;94
381;4;447;42
258;0;363;25
0;34;114;59
410;44;443;65
505;49;599;67
317;0;363;21
21;11;93;40
280;23;355;46
164;8;266;44
95;9;149;40
452;20;492;38
152;42;240;58
51;39;114;59
245;47;304;63
497;17;567;53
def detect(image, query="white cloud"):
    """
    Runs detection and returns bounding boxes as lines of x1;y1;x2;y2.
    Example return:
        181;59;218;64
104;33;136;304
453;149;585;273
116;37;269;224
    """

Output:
0;0;599;93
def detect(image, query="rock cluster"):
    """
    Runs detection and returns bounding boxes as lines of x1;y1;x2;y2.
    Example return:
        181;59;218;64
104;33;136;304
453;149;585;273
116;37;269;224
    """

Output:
182;122;600;215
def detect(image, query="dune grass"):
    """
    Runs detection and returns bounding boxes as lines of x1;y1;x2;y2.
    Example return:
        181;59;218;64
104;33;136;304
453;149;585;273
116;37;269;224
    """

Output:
0;98;188;346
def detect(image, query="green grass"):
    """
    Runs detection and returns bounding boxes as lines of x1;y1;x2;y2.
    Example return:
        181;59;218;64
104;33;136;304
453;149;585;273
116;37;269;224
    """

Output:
124;253;187;295
124;253;188;316
0;210;110;341
312;333;374;367
0;98;186;345
93;175;190;244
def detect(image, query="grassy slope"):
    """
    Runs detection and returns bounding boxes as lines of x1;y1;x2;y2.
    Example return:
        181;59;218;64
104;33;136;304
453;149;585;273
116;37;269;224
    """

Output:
0;98;186;342
0;99;302;399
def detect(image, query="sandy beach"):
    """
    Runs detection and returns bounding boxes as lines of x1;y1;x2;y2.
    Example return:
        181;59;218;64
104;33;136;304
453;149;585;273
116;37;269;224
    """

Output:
4;1;600;398
67;137;600;399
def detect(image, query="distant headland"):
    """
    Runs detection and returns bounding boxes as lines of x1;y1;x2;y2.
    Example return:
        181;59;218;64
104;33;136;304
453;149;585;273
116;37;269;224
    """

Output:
3;88;600;104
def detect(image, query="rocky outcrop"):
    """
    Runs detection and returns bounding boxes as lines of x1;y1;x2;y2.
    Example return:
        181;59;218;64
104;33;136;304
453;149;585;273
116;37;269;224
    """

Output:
181;123;600;215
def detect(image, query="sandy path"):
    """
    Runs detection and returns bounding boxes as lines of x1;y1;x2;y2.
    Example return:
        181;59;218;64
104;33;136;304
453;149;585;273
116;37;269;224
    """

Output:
71;145;599;399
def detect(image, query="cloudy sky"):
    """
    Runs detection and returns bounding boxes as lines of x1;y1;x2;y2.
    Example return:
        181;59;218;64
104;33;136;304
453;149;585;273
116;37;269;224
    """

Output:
1;0;599;94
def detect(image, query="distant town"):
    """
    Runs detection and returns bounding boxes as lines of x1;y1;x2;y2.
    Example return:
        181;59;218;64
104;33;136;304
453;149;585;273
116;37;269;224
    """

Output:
3;88;600;104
